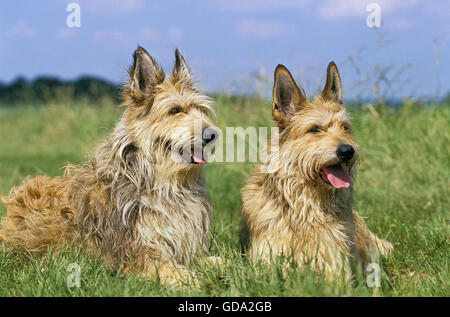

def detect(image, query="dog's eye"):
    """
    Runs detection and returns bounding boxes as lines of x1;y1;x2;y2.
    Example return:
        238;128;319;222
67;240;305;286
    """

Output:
169;106;182;115
308;127;320;134
343;125;351;132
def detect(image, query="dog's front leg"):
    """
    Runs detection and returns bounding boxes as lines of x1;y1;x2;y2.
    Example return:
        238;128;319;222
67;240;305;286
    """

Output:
144;260;196;287
353;209;393;264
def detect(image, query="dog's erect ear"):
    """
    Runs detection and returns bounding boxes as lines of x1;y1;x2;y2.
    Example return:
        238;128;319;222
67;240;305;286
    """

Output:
129;46;165;95
172;48;193;86
273;64;306;128
322;62;342;102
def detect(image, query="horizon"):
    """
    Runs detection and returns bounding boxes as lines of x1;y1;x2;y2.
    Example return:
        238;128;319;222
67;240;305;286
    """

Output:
1;0;449;100
1;74;447;104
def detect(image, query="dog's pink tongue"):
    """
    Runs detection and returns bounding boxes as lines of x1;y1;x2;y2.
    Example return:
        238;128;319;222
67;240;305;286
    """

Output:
192;152;207;164
323;165;351;189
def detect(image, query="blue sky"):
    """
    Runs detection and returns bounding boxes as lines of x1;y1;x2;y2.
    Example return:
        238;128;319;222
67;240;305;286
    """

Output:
0;0;449;100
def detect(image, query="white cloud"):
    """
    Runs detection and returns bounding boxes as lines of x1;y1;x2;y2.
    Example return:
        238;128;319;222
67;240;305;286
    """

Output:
422;0;450;18
388;17;414;30
139;27;159;41
91;26;182;45
81;0;147;14
236;19;292;38
4;21;36;38
216;0;310;11
136;26;182;43
317;0;421;18
56;27;77;40
92;30;125;41
168;27;182;42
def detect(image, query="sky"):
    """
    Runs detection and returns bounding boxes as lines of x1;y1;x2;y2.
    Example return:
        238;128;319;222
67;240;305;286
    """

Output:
0;0;449;100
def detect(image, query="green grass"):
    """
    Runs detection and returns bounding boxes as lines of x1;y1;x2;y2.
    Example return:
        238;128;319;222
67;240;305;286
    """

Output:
0;97;448;296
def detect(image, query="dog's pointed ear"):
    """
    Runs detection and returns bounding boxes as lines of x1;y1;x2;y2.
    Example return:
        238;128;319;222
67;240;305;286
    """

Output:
128;46;165;95
322;61;342;102
273;64;306;128
172;48;193;86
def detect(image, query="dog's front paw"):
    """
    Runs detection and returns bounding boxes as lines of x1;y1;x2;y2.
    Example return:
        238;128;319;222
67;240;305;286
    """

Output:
144;262;198;288
377;239;393;256
205;256;229;267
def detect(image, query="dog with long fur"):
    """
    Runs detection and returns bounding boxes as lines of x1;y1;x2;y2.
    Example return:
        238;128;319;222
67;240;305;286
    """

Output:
0;46;218;285
241;62;392;280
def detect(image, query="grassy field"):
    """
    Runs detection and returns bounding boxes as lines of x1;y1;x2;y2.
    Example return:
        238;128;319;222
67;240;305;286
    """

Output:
0;97;448;296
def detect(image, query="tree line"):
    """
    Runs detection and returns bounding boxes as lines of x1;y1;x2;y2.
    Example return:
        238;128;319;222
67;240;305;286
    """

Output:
0;76;121;106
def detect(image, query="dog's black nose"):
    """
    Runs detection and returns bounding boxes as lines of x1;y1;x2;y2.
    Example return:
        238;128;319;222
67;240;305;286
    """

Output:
202;127;218;145
336;144;355;162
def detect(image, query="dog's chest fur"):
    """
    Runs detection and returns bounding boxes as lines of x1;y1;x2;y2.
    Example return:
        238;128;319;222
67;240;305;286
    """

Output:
137;186;211;264
243;170;358;277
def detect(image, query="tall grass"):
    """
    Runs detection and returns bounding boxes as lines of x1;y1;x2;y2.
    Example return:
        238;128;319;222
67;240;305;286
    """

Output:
0;98;448;296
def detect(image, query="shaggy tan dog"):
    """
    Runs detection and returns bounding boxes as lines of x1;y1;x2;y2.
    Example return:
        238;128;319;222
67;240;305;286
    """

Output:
241;62;393;280
0;46;219;285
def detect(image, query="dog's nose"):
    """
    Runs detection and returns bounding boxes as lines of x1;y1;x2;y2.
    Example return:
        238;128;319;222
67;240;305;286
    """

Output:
336;144;355;162
202;127;218;145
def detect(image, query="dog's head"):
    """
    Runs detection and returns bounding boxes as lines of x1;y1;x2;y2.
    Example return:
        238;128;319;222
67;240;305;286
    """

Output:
121;46;218;173
271;62;359;189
